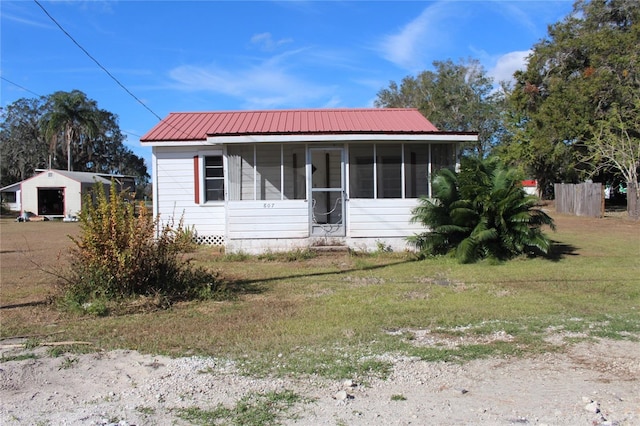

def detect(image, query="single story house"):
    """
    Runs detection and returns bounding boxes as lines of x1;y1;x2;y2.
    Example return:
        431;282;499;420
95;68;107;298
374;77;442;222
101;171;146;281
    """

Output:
0;182;21;212
3;169;135;219
141;108;477;253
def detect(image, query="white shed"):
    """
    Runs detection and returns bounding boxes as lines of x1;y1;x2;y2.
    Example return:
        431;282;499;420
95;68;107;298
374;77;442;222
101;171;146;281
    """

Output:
14;170;135;218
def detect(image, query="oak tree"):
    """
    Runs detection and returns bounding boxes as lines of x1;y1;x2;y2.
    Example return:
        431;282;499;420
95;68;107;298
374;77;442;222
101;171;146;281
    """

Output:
504;0;639;214
375;58;506;158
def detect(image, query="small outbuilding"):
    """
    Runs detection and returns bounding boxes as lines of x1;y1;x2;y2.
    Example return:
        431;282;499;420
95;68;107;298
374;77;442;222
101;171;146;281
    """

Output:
5;169;135;219
141;108;478;253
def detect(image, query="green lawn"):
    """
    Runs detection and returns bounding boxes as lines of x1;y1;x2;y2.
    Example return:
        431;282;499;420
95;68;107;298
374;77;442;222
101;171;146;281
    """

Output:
1;212;638;379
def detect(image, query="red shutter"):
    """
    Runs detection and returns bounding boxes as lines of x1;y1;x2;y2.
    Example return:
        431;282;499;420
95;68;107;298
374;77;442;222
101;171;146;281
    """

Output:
193;156;200;204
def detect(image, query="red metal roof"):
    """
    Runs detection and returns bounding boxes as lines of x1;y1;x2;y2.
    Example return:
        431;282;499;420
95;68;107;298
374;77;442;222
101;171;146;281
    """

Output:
140;108;439;142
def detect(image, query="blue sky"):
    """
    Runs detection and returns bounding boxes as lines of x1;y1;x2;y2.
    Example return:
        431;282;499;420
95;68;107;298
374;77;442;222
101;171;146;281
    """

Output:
1;0;574;169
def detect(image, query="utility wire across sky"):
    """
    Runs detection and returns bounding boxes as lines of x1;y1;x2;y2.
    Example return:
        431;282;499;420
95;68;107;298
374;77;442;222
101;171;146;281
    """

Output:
29;0;194;139
33;0;163;122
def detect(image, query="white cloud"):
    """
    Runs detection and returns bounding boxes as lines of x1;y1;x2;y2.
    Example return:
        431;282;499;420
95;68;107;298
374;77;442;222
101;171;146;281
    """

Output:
168;49;332;109
490;2;538;35
2;12;52;29
488;50;531;83
377;2;455;71
321;95;342;109
250;32;293;51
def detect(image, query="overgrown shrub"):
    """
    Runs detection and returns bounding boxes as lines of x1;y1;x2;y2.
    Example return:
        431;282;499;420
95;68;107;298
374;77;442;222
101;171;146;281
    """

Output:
61;182;225;311
409;157;556;263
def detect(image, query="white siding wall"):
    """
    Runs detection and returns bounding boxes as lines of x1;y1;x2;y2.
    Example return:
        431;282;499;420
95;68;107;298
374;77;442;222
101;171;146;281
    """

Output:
346;198;426;251
227;200;308;239
347;199;423;237
6;190;21;212
154;148;225;237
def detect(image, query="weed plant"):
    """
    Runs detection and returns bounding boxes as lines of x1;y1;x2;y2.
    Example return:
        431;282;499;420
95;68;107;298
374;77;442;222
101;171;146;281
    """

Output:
176;390;308;426
60;182;227;312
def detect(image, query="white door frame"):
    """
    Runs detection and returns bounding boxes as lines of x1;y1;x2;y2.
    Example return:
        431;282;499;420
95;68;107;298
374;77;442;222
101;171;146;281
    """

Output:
308;147;345;237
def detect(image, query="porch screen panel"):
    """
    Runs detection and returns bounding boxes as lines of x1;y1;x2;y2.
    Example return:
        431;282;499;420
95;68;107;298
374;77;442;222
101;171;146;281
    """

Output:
431;143;456;174
349;144;374;198
283;144;305;200
227;145;255;201
376;145;402;198
256;144;281;200
404;144;429;198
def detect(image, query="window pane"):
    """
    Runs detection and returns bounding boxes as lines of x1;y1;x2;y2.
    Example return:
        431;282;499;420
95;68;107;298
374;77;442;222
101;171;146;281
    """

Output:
349;144;374;198
206;179;224;191
205;179;224;201
205;167;224;178
256;145;281;200
312;150;341;189
283;145;305;200
2;192;16;203
376;145;401;198
205;156;223;167
404;144;429;198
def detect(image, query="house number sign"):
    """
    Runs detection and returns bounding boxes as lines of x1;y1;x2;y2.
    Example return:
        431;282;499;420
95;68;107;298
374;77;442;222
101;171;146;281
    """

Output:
263;203;276;208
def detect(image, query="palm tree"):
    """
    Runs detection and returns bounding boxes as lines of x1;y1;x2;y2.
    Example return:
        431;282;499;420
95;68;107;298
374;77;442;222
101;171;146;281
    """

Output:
408;168;477;256
410;158;555;263
456;162;556;263
41;90;99;171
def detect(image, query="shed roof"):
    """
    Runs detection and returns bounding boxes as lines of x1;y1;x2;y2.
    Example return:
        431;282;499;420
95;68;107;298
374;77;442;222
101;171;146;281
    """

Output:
51;170;112;184
141;108;440;142
16;170;119;188
0;182;21;192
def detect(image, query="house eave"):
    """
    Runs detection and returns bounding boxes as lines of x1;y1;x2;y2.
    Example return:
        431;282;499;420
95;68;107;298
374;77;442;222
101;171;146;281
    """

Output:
141;132;478;147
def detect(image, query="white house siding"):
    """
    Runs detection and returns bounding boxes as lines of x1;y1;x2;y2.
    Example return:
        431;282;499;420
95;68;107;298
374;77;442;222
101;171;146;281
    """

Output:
346;198;425;251
0;185;21;212
226;200;309;253
154;148;226;243
7;191;21;212
227;200;308;238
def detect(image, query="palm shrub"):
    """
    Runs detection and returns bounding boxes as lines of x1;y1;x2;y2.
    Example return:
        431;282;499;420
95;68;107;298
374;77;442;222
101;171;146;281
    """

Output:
63;182;225;311
408;168;476;256
409;158;555;263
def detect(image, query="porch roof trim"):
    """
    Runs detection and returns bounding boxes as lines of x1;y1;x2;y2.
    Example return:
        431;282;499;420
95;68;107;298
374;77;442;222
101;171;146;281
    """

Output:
144;132;477;147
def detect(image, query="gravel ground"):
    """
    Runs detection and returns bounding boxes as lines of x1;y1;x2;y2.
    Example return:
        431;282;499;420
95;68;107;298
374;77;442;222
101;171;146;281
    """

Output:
1;338;639;425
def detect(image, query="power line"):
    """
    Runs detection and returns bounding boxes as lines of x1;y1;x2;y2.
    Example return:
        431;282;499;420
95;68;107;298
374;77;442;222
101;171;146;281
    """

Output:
33;0;163;122
1;76;42;97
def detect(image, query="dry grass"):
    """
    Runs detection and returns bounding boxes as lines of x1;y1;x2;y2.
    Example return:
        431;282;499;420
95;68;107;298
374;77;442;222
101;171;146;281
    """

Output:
1;211;638;374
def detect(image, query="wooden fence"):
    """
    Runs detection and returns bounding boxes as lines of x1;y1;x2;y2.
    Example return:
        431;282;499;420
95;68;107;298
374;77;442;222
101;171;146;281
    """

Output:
554;183;604;218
